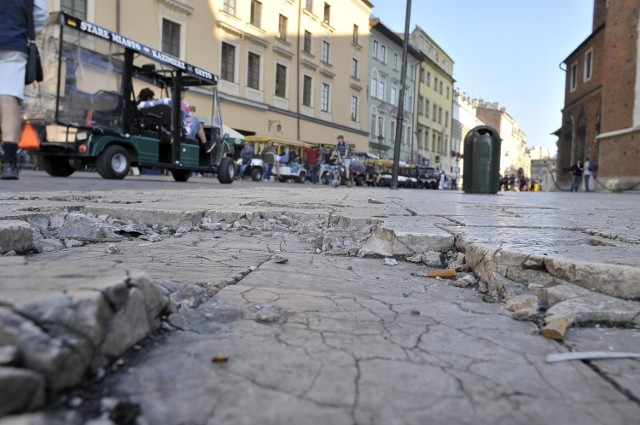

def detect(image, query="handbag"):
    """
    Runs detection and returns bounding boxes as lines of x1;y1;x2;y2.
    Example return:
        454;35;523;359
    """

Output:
24;0;43;85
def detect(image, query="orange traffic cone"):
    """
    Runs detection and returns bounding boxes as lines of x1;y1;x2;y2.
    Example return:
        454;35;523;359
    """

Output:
18;122;41;150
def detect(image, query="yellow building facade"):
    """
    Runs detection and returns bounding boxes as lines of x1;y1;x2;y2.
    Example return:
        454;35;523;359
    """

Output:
46;0;373;150
409;26;455;173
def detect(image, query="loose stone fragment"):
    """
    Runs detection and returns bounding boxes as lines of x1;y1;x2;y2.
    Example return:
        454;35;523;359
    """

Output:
367;198;384;204
506;294;539;321
384;258;397;266
0;367;46;416
454;274;477;288
406;254;422;263
421;251;443;267
481;295;494;303
104;244;119;254
0;346;19;365
272;253;288;263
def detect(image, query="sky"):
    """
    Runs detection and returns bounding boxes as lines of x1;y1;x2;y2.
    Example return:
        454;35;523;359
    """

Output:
369;0;594;156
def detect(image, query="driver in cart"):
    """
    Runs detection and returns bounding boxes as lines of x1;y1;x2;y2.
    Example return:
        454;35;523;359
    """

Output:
137;87;213;153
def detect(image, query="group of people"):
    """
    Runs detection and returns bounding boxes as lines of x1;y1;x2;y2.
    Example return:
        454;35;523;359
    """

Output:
236;135;352;183
313;135;351;183
570;158;595;192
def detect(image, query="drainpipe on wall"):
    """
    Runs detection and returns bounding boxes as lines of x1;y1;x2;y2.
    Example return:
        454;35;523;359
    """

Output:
296;1;302;141
116;0;120;32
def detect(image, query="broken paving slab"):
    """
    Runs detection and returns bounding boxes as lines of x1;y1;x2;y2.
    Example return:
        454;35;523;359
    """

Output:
454;227;640;301
541;283;640;328
0;220;33;255
0;259;168;392
359;216;454;257
83;206;205;230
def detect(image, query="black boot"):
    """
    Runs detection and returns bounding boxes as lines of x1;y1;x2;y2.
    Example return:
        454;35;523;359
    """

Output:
1;142;19;180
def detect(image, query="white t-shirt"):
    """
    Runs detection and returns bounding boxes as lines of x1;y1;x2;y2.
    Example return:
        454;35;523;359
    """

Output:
584;161;592;176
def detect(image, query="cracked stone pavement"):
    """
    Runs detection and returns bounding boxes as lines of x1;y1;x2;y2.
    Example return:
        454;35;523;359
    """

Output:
0;181;639;424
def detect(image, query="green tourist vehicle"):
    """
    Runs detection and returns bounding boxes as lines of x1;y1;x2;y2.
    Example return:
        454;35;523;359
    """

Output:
21;12;235;183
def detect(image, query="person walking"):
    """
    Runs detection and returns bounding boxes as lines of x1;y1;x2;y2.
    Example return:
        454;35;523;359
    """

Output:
237;141;253;180
570;160;583;192
0;0;49;180
304;145;319;184
260;140;275;182
335;135;351;180
438;170;447;190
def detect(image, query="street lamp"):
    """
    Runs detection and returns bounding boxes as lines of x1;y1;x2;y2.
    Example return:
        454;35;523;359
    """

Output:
391;0;412;189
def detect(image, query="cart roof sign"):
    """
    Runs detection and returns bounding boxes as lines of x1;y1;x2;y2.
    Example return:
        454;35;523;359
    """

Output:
61;13;217;85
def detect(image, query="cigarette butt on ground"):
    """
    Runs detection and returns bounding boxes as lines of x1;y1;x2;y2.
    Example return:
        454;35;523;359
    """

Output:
426;269;457;278
542;317;571;341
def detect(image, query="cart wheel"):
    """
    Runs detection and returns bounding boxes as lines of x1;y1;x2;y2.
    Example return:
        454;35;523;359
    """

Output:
40;155;75;177
172;170;190;182
96;145;130;179
251;167;262;181
218;157;235;184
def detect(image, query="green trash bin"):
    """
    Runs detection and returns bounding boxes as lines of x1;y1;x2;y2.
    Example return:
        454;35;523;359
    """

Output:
463;125;501;194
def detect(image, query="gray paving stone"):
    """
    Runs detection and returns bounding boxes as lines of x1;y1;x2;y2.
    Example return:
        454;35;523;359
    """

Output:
1;182;640;422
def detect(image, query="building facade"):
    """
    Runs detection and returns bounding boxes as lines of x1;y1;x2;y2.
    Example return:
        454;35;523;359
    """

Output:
559;0;640;191
475;100;530;180
47;0;374;150
408;26;455;173
367;19;420;161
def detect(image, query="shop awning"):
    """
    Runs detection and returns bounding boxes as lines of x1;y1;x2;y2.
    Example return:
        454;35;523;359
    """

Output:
223;124;245;146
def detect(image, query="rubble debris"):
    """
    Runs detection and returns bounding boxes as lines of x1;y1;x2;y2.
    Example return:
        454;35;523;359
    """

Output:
0;367;46;416
384;258;398;266
448;252;467;272
0;345;19;366
454;274;477;288
405;254;422;263
422;251;444;267
505;294;539;321
481;295;494;304
367;198;384;204
104;244;119;254
272;253;288;263
545;351;640;363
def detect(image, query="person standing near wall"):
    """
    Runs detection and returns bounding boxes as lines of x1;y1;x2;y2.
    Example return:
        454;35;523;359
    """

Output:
583;157;593;192
570;160;583;192
0;0;49;179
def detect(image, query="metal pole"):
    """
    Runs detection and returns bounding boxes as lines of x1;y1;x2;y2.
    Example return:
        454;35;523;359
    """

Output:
391;0;412;189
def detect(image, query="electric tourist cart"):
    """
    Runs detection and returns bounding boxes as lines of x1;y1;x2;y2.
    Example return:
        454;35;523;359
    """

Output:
20;12;235;183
